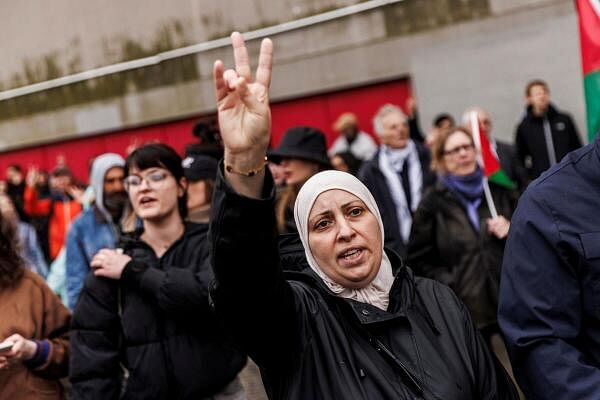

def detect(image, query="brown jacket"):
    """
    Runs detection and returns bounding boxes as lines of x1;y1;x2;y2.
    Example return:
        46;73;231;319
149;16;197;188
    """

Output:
0;269;71;400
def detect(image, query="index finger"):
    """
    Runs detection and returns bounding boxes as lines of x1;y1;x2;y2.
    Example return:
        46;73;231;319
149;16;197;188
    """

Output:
255;38;273;88
231;32;252;81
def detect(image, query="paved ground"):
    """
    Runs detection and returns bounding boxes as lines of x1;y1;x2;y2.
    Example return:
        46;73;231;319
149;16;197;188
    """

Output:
239;358;268;400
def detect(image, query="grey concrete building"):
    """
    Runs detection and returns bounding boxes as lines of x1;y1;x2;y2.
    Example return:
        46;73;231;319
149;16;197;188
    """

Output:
0;0;586;150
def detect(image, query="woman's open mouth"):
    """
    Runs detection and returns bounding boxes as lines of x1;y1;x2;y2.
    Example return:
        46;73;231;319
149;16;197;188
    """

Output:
338;247;365;266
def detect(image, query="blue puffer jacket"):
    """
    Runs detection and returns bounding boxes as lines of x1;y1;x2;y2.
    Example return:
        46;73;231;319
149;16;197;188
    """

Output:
499;136;600;399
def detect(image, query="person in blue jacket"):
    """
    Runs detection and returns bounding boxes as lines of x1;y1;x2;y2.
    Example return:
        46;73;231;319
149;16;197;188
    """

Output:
499;135;600;399
65;153;126;309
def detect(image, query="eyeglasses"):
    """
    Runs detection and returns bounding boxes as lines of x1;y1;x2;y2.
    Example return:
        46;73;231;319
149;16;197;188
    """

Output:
443;143;474;157
124;170;170;191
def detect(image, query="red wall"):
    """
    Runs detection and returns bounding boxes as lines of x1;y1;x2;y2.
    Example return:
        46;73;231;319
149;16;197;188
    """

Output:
0;78;411;182
271;78;411;147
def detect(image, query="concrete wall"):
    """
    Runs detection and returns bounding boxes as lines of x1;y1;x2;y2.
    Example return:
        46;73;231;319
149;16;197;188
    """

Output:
411;0;585;142
0;0;587;149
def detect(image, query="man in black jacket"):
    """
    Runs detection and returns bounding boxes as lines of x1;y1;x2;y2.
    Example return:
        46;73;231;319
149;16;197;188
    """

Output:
514;79;582;181
358;104;435;258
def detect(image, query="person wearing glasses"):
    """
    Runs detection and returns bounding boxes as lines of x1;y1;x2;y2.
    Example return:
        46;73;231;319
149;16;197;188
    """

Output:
69;143;246;399
462;107;528;192
407;127;518;347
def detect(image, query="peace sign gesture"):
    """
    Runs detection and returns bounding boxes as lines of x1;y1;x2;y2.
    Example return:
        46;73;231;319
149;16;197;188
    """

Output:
213;32;273;178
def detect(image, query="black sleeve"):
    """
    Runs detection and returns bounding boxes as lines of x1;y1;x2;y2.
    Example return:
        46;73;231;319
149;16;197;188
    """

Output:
514;124;529;172
509;147;530;192
409;113;425;143
407;196;453;286
69;276;122;400
209;164;303;368
456;298;519;399
565;114;583;151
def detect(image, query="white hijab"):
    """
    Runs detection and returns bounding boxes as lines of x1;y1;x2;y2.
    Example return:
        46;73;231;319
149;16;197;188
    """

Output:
294;170;395;310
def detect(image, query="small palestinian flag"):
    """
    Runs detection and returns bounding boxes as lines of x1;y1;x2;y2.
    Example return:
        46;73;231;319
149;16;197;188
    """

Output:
469;112;516;190
576;0;600;140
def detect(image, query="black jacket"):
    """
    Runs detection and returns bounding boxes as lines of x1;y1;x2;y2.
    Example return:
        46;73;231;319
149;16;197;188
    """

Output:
407;181;518;329
210;167;518;400
70;223;245;399
514;104;582;181
358;144;436;258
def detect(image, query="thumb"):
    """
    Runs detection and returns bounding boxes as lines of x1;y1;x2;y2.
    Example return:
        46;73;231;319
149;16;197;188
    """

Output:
3;334;20;344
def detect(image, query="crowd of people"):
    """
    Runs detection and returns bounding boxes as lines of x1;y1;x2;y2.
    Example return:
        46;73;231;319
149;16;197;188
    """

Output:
0;32;592;400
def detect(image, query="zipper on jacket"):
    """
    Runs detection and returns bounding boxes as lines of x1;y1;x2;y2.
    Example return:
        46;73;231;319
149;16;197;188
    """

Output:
368;335;424;396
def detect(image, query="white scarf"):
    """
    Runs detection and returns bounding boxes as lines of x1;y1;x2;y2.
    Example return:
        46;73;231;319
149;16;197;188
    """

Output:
294;170;395;310
378;141;422;243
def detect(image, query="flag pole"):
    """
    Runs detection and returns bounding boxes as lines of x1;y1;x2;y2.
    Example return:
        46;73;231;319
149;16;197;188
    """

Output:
470;111;498;218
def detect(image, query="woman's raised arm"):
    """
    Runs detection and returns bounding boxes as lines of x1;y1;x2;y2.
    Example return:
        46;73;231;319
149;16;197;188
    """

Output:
213;32;273;198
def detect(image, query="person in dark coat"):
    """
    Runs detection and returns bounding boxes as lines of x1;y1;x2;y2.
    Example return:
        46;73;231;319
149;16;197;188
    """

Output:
268;126;331;234
5;164;28;222
358;104;436;259
514;79;582;181
408;127;518;343
69;144;246;400
498;136;600;399
209;31;518;400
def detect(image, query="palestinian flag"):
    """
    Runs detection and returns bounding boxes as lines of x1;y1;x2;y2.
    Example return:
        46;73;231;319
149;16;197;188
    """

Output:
469;112;516;189
576;0;600;140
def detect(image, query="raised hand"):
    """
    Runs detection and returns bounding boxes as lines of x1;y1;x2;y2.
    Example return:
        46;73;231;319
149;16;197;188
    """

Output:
26;166;39;188
68;185;85;203
213;32;273;170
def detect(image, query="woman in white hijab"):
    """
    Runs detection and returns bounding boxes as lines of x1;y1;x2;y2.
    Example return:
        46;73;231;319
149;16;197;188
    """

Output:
208;32;518;400
293;170;394;311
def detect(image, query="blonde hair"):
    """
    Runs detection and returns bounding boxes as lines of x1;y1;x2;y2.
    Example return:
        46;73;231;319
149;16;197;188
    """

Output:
430;127;474;172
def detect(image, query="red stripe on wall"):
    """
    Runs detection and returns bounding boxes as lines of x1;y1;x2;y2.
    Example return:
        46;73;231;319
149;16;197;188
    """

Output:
0;78;410;183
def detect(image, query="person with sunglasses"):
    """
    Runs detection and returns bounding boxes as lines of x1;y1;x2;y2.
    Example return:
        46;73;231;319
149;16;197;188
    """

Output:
407;127;518;349
69;143;246;399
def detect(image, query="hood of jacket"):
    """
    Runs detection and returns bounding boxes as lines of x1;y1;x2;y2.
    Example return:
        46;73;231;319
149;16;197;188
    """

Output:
90;153;125;222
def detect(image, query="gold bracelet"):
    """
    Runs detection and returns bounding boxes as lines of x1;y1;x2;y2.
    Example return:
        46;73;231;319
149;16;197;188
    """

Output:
224;156;267;177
